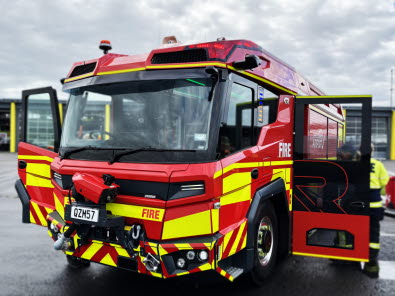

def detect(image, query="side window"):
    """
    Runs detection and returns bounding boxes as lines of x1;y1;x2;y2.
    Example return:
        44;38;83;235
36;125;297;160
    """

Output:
220;83;253;157
26;93;55;150
253;86;279;143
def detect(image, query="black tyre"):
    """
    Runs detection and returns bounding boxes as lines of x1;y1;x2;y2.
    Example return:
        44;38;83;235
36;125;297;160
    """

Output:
66;255;91;269
250;200;278;286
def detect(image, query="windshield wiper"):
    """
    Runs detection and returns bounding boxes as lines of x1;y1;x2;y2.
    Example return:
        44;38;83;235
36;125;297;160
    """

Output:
61;146;114;160
110;146;196;164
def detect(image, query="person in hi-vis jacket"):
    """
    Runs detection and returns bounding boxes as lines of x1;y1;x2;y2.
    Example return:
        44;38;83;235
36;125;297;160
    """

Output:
363;145;389;278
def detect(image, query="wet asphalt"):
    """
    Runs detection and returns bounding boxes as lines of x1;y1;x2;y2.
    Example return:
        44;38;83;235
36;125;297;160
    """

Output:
0;153;394;295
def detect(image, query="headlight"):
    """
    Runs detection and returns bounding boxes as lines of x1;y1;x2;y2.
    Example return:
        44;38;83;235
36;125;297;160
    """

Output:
167;181;205;200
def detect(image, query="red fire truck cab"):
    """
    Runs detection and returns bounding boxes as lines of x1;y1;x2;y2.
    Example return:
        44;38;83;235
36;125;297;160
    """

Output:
15;37;372;284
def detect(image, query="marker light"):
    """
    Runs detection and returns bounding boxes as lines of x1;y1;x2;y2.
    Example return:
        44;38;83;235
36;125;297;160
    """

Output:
177;258;186;268
186;251;195;260
198;250;208;261
99;40;112;54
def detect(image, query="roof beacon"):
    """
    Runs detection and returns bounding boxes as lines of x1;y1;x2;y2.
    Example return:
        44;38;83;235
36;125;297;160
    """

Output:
99;40;112;54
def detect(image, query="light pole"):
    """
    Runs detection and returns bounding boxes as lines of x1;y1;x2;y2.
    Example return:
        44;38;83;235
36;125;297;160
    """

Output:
391;67;394;108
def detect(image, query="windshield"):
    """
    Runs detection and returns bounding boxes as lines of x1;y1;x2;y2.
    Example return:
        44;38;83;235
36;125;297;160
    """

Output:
60;77;216;162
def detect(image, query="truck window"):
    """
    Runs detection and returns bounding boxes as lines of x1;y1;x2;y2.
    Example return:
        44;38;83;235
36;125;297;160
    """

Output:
253;86;279;143
26;93;55;150
220;83;253;157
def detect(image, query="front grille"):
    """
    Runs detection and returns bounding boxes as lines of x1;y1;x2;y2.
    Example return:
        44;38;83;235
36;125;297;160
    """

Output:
69;62;97;78
151;49;208;64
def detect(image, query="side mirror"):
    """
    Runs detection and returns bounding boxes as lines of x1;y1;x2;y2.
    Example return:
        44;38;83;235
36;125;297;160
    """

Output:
232;54;261;70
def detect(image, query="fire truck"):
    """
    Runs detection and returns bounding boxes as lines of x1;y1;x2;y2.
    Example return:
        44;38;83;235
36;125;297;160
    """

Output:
15;37;372;284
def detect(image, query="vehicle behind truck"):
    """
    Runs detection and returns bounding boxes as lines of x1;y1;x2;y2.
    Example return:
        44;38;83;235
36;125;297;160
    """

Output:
15;37;373;284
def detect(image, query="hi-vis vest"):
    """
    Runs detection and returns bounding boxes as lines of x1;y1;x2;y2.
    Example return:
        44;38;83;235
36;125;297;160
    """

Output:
370;158;389;190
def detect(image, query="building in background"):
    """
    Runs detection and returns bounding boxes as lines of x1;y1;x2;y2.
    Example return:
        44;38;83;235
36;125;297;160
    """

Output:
0;98;394;160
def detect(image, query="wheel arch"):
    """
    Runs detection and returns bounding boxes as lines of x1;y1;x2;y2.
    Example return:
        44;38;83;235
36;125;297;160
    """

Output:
245;178;290;267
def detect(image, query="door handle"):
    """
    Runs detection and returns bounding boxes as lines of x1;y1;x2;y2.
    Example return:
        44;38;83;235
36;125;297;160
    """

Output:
350;201;366;209
251;168;259;179
18;160;27;169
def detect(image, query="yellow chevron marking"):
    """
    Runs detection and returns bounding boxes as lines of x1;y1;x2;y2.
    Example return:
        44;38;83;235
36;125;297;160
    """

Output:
222;230;234;255
81;243;103;260
18;155;54;163
229;222;246;256
106;203;164;222
292;252;368;262
115;247;130;258
54;193;65;219
158;246;169;256
100;253;116;267
289;189;293;211
29;211;36;224
47;230;53;237
162;210;211;240
214;169;222;179
31;202;47;226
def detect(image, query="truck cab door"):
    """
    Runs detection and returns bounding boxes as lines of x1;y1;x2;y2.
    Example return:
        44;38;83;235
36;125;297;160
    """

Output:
292;95;372;262
16;87;61;225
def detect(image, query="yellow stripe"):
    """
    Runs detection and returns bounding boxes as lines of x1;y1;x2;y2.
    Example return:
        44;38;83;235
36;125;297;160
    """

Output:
64;73;94;83
10;102;16;153
223;172;250;194
81;243;103;260
105;104;111;140
26;173;53;188
162;210;211;240
18;155;54;162
370;201;383;208
31;202;47;226
213;169;222;179
223;162;261;174
147;62;227;69
264;160;293;166
26;163;51;178
211;207;219;233
292;252;368;262
58;103;63;125
97;67;146;76
296;95;372;99
369;243;380;249
221;185;251;206
227;65;297;95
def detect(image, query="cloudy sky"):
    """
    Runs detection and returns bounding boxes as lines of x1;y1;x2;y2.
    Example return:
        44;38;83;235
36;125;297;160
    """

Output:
1;0;395;105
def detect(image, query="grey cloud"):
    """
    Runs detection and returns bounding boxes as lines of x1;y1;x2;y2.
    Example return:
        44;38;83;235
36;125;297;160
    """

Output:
0;0;394;105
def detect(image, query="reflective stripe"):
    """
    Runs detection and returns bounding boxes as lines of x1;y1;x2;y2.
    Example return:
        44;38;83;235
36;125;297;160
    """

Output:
369;243;380;249
370;201;383;208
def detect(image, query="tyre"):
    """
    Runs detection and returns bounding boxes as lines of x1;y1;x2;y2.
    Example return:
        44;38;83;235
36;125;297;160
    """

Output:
250;200;278;286
66;255;91;269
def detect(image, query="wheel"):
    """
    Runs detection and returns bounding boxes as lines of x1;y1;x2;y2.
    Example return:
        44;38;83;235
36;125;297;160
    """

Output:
66;255;91;269
250;200;278;286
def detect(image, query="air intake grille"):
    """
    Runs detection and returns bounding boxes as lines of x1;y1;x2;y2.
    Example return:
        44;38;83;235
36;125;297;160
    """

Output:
151;49;208;64
69;62;97;78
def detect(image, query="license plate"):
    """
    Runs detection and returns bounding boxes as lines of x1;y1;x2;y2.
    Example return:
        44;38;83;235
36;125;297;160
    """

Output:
70;206;99;223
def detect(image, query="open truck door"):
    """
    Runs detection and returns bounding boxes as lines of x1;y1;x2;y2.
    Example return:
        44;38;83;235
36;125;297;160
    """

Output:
15;87;61;225
292;95;372;262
